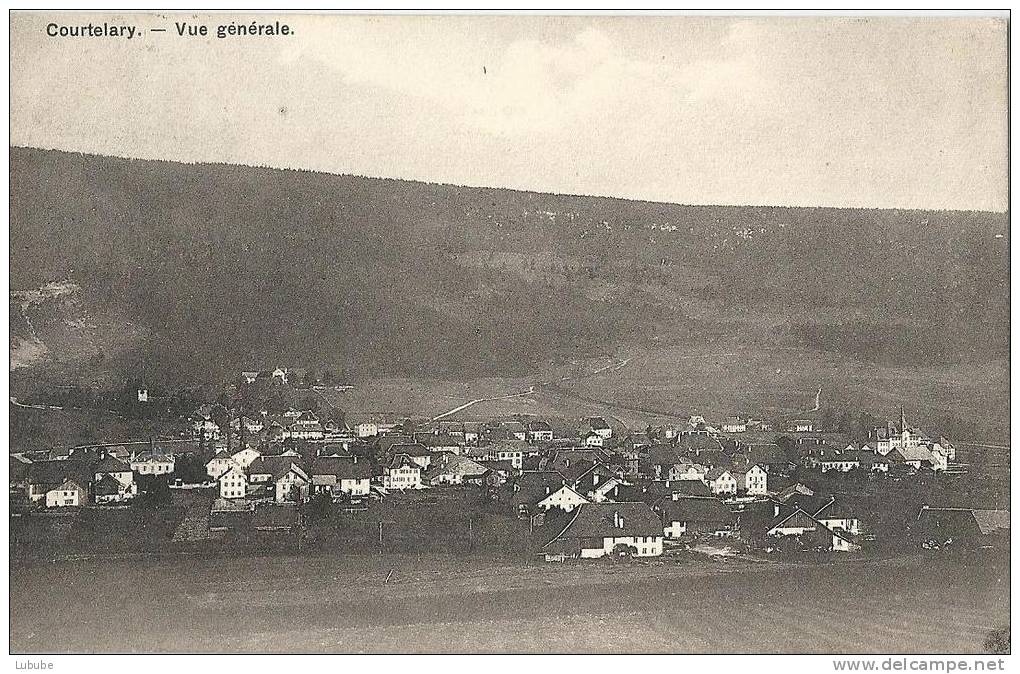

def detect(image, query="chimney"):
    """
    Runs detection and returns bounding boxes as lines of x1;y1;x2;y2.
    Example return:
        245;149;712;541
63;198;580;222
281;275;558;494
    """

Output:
774;503;780;517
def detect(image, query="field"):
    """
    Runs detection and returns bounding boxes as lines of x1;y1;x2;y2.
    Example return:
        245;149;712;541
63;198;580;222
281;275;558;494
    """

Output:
10;551;1008;654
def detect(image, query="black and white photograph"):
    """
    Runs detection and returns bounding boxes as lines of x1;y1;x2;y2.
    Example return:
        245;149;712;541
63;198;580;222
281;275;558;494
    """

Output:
6;8;1012;660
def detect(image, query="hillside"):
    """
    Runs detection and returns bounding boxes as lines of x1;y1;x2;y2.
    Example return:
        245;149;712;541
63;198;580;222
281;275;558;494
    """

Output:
9;146;1009;390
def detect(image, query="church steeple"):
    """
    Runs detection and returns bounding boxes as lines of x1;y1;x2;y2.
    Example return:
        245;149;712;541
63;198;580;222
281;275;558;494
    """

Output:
899;406;907;434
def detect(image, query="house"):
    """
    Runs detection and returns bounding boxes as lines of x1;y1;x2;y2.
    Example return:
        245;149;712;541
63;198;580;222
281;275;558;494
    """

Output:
744;464;769;495
415;433;463;455
45;479;84;508
136;387;149;403
93;456;138;503
192;417;221;440
217;465;248;500
500;421;528;441
721;416;747;433
785;419;814;433
382;454;423;490
424;453;488;486
872;408;926;455
463;422;481;444
526;421;554;443
814;498;861;535
511;470;587;515
310;456;371;499
274;464;310;503
230;446;262;470
356;422;379;438
241;370;260;384
24;461;84;504
467;440;526;470
819;452;863;473
388;443;433;470
232;415;265;435
658;496;736;538
706;468;738;496
583;417;613;439
537;502;664;560
584;433;604;448
271;367;290;384
206;450;238;479
130;451;175;476
886;445;944;472
915;506;1009;548
767;508;861;552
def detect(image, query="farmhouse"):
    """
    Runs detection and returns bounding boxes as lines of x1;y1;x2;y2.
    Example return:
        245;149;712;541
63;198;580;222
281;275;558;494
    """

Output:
538;502;664;560
658;495;736;538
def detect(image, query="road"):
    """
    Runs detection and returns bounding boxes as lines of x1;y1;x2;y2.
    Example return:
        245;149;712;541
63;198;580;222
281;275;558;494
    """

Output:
430;387;536;421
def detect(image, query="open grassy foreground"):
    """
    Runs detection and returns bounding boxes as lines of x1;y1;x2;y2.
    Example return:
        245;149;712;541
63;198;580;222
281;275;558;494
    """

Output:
10;550;1008;654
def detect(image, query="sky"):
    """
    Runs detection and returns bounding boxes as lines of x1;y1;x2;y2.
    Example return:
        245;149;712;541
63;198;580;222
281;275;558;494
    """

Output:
10;13;1009;211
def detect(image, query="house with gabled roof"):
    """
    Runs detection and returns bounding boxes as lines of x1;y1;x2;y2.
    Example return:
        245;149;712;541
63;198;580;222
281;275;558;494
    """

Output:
510;470;584;516
381;454;423;491
274;464;310;503
658;495;736;538
45;478;85;508
310;455;371;499
537;502;663;560
706;468;738;496
767;506;861;552
93;455;137;503
217;464;248;500
424;453;488;487
206;450;238;480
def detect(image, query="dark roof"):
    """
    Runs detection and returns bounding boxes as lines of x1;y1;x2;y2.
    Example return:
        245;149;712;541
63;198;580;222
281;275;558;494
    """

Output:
511;470;567;507
660;496;735;525
247;455;306;478
311;456;370;480
540;502;662;548
94;455;131;474
388;443;431;457
93;473;124;496
28;460;87;487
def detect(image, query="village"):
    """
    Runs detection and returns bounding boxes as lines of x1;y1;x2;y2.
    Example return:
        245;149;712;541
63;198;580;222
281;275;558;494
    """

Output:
9;366;1010;563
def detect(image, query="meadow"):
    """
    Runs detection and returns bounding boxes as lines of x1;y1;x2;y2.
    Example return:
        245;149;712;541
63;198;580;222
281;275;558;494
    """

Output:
10;550;1008;654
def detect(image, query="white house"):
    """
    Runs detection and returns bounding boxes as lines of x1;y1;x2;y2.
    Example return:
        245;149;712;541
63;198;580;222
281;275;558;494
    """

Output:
310;456;371;499
382;455;423;490
230;447;261;470
356;422;379;438
537;484;590;512
721;417;747;433
744;464;768;495
130;452;175;476
584;434;605;448
45;479;84;508
206;451;238;479
275;465;310;503
218;465;248;500
707;469;738;496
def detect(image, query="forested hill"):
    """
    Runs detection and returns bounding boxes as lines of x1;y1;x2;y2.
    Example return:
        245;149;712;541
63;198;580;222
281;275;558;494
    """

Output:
9;146;1009;386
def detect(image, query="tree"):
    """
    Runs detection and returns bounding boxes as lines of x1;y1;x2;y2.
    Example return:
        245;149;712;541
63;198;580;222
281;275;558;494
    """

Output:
303;492;337;525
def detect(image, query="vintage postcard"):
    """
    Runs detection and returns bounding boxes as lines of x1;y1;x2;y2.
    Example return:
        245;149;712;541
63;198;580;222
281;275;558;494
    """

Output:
7;9;1010;660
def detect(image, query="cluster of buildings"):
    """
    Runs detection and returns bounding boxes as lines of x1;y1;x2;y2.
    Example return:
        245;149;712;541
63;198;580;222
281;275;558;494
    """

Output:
12;387;1006;561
